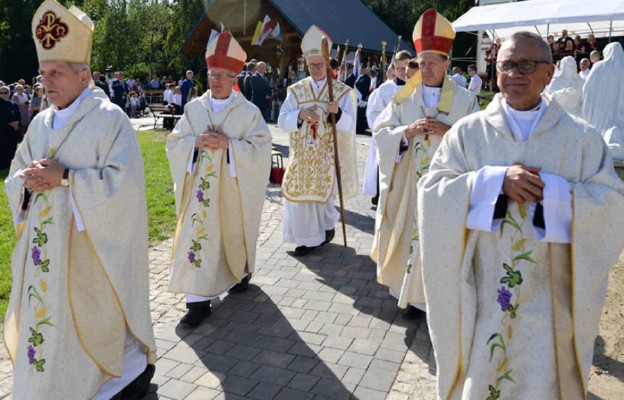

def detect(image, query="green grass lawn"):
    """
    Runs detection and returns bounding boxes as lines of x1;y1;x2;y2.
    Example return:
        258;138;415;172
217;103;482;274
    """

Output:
0;130;177;322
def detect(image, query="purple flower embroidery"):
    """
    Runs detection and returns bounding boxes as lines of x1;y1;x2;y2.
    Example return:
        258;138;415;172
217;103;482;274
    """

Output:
497;286;512;312
188;251;196;263
31;246;41;266
196;190;204;203
27;345;36;364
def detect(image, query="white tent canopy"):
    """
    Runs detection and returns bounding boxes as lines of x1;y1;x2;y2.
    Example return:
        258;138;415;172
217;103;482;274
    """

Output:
453;0;624;39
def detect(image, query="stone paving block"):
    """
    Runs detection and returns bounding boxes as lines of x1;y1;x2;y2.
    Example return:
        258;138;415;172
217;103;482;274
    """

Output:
212;392;247;400
185;386;221;400
275;387;316;400
196;353;239;373
370;358;401;373
274;279;300;288
288;342;322;358
194;370;227;388
374;347;407;364
288;318;310;331
334;313;354;326
247;381;283;400
150;372;171;388
250;365;296;385
322;336;353;351
338;351;373;369
220;329;261;345
295;331;326;346
205;339;237;355
220;374;259;396
317;347;345;364
310;361;348;379
180;366;209;383
286;373;320;392
328;303;360;315
155;338;177;352
310;377;354;399
342;367;366;385
254;349;296;368
318;323;343;337
156;378;197;399
290;298;308;308
258;321;296;339
255;336;296;353
227;343;263;361
154;357;183;376
340;326;371;339
360;366;398;392
303;320;324;333
347;315;373;328
348;338;381;355
302;291;336;302
353;386;387;400
165;362;193;379
279;306;306;319
287;356;319;374
227;360;263;378
284;288;307;298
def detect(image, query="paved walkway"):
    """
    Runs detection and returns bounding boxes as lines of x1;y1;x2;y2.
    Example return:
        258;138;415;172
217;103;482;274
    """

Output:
1;118;620;399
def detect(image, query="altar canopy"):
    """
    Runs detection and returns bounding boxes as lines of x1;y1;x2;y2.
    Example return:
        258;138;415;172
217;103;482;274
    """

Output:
453;0;624;39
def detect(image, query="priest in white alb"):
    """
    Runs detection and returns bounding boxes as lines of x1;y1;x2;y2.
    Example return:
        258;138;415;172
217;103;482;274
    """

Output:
278;26;357;257
363;50;412;205
167;31;272;328
418;31;624;400
371;9;480;318
4;1;157;399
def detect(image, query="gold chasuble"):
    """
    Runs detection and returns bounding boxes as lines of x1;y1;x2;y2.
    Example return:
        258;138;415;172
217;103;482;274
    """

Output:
418;95;624;399
167;92;271;297
282;77;358;203
371;80;480;307
4;91;157;399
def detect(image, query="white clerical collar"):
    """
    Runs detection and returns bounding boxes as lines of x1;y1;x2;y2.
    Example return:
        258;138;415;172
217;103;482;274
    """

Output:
52;88;92;130
422;85;442;108
312;77;327;92
501;97;547;141
209;90;237;114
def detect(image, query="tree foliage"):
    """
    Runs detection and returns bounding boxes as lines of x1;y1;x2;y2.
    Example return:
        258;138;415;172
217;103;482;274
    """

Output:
0;0;474;84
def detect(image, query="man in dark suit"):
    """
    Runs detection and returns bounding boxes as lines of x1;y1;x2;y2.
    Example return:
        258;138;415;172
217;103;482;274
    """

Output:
237;63;247;92
92;71;110;98
344;63;356;87
354;64;371;134
110;71;129;111
243;62;256;101
251;61;272;121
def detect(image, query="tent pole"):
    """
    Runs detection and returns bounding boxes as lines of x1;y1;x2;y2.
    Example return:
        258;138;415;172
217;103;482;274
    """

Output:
609;19;613;42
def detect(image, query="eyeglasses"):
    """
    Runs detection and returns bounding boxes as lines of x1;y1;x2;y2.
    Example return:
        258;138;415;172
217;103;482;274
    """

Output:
496;60;550;75
208;73;235;80
307;63;325;70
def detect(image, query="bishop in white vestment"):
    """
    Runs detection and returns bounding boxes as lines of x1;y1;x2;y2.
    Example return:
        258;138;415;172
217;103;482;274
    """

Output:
418;32;624;400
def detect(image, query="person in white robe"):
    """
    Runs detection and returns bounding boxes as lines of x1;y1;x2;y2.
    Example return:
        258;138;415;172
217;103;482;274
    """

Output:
544;55;584;115
578;58;591;79
582;42;624;160
4;1;157;399
363;50;412;205
371;9;480;318
166;31;272;328
418;31;624;400
278;25;357;257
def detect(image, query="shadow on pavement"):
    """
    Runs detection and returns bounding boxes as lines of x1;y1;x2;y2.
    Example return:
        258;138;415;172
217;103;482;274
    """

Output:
149;285;358;399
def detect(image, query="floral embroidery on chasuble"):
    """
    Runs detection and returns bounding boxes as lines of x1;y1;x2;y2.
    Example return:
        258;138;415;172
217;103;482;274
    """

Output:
282;79;350;203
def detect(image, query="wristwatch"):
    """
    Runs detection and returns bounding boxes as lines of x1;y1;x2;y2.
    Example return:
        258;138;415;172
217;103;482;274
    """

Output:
60;168;69;187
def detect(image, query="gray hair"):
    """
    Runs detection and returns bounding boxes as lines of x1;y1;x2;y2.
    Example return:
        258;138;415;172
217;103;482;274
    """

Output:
508;31;553;64
69;62;91;75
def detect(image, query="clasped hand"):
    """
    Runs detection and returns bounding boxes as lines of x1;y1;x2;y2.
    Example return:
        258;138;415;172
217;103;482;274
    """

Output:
405;117;450;139
21;159;66;192
502;163;544;204
196;129;228;150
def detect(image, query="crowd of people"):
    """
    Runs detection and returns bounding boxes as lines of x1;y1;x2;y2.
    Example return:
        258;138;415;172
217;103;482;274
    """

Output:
3;1;624;399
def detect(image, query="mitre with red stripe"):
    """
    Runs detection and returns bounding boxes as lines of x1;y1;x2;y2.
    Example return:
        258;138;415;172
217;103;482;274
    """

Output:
205;31;246;73
32;0;94;64
413;9;455;56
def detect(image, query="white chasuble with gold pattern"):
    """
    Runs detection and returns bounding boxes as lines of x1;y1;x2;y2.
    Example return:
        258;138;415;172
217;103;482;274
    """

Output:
371;80;480;307
167;93;271;297
4;92;156;400
418;95;624;399
281;77;357;203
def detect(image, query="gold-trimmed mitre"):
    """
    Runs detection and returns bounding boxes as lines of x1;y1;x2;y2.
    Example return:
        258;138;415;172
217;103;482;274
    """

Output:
32;0;94;64
205;31;247;73
301;25;332;60
413;8;455;56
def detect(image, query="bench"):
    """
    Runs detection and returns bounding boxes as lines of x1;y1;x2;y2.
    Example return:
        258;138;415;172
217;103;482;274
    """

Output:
147;103;181;130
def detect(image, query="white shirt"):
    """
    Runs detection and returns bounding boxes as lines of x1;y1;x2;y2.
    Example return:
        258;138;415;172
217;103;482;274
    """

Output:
468;74;483;96
579;68;591;80
451;73;467;88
